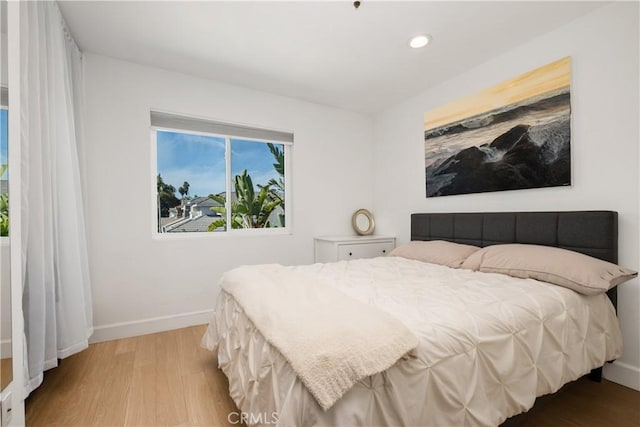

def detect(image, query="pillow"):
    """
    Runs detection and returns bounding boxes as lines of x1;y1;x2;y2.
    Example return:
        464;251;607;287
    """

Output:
461;243;637;295
390;240;480;268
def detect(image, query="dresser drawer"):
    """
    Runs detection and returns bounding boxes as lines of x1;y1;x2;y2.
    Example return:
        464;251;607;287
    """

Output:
336;241;395;261
314;235;396;263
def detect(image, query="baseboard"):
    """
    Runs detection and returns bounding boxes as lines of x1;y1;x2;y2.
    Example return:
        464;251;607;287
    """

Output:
603;360;640;391
89;309;214;344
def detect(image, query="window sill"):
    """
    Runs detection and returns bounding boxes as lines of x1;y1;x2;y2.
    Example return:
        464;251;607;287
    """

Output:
152;227;292;241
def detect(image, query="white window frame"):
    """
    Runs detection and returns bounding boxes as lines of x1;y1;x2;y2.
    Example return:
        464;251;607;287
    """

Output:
150;116;292;239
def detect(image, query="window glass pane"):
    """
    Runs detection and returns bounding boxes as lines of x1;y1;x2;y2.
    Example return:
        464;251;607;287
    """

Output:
230;139;285;229
1;109;7;237
156;130;226;233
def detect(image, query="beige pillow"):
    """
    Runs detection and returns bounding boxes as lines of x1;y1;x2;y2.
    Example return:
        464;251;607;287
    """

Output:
390;240;480;268
461;244;637;295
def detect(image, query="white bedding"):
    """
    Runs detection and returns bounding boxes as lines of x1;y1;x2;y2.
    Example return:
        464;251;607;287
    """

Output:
203;257;623;427
219;264;418;410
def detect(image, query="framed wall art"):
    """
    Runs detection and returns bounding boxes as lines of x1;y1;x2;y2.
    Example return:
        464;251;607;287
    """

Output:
425;57;571;197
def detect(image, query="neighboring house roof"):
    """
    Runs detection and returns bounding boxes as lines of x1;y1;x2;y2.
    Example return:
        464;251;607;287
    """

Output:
160;217;181;228
188;196;222;208
162;192;283;233
166;215;223;233
187;193;237;206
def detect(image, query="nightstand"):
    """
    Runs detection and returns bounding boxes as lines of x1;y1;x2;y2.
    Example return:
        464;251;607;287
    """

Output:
314;235;396;263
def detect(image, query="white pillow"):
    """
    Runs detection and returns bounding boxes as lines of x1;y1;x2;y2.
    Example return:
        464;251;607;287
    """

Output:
461;244;637;295
390;240;480;268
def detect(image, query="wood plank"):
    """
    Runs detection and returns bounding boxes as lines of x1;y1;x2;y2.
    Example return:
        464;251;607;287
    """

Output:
155;329;189;426
124;364;157;427
26;341;106;426
115;336;138;355
0;357;12;391
133;331;158;369
25;325;640;427
92;350;135;426
516;377;640;427
124;332;159;425
194;325;239;426
43;344;97;426
176;326;202;378
182;371;220;426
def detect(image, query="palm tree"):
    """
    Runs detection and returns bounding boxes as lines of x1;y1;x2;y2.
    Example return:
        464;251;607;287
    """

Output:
157;174;180;218
265;143;285;226
178;181;190;199
207;193;233;231
208;170;282;231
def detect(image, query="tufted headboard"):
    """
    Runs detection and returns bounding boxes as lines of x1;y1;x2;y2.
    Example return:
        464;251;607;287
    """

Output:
410;211;618;307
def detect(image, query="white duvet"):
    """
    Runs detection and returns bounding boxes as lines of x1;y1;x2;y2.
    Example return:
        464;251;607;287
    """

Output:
203;257;623;427
218;264;418;410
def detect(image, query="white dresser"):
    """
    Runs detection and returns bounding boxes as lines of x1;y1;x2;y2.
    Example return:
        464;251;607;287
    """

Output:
314;235;396;263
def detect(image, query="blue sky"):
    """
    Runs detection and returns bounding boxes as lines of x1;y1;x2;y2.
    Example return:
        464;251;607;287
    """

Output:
1;110;7;179
231;139;281;188
156;130;281;198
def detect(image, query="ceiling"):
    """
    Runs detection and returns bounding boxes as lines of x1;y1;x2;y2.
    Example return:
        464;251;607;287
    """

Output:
58;1;606;115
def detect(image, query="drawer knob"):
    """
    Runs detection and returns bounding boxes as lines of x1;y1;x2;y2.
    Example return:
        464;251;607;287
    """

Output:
382;249;386;254
349;252;353;256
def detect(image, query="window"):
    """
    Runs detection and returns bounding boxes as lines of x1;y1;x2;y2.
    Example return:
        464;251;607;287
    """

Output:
1;87;8;237
151;111;291;235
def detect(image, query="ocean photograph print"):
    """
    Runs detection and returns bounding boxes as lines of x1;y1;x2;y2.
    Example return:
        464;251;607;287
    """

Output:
424;57;572;197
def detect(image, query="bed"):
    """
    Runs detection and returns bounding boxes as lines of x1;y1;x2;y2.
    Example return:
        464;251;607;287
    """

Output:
203;211;629;426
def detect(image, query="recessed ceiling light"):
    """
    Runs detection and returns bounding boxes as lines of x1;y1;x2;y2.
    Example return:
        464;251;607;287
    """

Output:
409;34;431;49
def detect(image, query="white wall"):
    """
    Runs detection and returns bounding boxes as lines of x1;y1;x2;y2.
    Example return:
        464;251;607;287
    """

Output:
82;54;374;340
372;2;639;390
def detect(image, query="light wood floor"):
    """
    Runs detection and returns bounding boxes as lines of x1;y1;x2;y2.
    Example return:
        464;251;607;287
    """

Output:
514;375;639;427
1;357;12;390
26;325;640;427
26;325;238;426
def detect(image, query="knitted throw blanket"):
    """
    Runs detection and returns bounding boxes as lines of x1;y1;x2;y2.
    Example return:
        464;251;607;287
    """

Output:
220;264;418;410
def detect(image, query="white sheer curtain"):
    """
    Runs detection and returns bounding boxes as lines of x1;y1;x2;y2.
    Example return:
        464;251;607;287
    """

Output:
20;1;93;396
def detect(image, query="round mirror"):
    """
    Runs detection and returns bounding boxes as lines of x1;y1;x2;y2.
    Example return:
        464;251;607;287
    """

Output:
352;209;375;236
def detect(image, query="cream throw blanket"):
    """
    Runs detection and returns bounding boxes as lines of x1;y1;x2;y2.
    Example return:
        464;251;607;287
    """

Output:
220;264;418;410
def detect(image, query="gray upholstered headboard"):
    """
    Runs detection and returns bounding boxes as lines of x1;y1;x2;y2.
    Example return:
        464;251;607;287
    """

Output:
410;211;618;307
